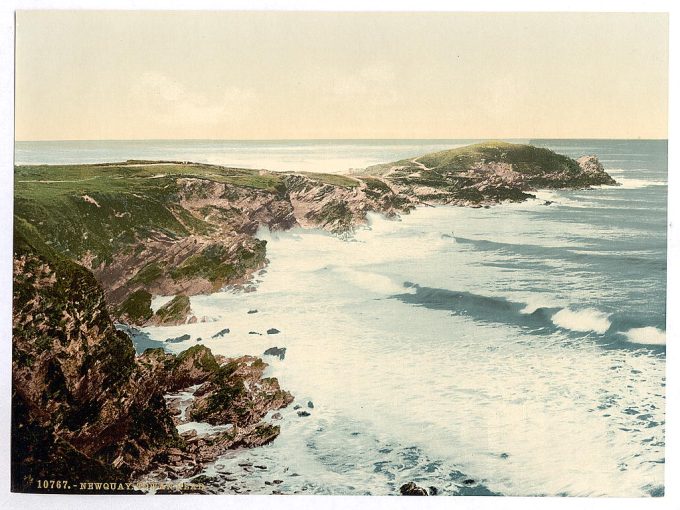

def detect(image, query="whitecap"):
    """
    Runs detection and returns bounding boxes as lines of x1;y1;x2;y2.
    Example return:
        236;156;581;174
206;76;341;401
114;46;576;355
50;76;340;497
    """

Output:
624;327;666;345
551;308;611;334
615;178;667;189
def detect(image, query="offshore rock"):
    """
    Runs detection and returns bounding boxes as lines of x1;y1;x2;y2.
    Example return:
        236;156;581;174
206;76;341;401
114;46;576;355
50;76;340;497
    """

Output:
263;346;286;360
400;482;429;496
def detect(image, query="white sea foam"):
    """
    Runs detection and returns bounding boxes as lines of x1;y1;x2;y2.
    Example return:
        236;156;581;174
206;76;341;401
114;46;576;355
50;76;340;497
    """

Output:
176;422;233;436
336;268;414;296
520;295;561;314
624;327;666;345
151;294;175;312
551;308;611;334
615;177;667;189
140;196;665;497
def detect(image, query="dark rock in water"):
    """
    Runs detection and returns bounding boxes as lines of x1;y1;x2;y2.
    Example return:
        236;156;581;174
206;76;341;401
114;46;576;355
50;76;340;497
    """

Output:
263;346;286;360
247;309;258;314
500;452;509;459
255;465;267;470
297;410;311;417
271;412;283;420
249;331;262;336
400;482;428;496
428;486;439;496
211;328;230;338
267;328;280;335
307;400;314;409
293;404;302;410
462;479;476;485
196;337;202;342
273;479;283;484
543;200;554;206
165;333;191;343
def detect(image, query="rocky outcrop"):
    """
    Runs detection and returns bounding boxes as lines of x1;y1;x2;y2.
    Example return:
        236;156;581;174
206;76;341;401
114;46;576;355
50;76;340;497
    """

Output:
12;221;179;491
147;294;192;326
364;141;617;206
187;355;293;425
400;482;429;496
115;289;154;325
12;221;293;492
577;155;618;185
263;346;286;360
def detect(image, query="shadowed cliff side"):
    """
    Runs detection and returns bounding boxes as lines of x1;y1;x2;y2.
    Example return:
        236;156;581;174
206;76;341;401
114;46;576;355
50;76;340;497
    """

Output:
12;218;292;493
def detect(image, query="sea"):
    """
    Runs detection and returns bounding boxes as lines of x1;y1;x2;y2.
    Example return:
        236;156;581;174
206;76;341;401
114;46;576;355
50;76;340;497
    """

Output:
15;139;668;497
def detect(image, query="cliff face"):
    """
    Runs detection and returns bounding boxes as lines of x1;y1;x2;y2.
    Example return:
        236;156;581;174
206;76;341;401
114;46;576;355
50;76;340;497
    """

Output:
14;143;617;324
363;141;618;206
12;220;177;490
12;220;292;492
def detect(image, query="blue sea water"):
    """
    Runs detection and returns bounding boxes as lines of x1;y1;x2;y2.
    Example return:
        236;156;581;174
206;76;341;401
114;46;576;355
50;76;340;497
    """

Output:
16;139;668;496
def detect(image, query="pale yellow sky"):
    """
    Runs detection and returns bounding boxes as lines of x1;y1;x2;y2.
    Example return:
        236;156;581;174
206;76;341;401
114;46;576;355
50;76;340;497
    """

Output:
15;11;668;140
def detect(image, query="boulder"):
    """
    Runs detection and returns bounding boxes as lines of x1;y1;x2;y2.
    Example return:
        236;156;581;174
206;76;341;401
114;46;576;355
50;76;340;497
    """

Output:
263;346;286;360
400;482;428;496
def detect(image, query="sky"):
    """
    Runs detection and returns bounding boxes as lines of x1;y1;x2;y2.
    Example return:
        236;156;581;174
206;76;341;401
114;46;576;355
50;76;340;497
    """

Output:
15;11;668;140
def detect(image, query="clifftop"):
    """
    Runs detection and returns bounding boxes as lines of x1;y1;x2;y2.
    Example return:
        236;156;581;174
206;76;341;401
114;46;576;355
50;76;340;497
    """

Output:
14;142;616;320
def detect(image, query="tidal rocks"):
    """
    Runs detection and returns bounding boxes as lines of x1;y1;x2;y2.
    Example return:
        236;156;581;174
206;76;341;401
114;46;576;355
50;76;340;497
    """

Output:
263;346;286;360
186;356;293;426
577;155;618;185
211;328;230;338
247;309;258;314
266;328;280;335
165;333;191;343
400;482;429;496
297;410;311;417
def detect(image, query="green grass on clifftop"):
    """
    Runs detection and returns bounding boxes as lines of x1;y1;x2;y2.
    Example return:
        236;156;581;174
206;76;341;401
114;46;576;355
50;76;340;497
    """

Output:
363;141;582;177
14;162;284;264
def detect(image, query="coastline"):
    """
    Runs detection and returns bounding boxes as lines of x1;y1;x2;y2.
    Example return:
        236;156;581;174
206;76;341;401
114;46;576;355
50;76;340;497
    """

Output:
12;141;630;495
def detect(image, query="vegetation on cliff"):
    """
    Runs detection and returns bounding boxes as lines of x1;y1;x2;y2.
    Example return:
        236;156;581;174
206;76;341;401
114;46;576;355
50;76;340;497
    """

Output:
115;289;154;325
12;219;177;491
14;142;615;320
12;221;293;492
149;294;191;326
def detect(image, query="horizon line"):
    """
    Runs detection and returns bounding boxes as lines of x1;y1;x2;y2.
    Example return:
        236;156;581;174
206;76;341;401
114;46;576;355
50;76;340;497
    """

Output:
14;137;670;143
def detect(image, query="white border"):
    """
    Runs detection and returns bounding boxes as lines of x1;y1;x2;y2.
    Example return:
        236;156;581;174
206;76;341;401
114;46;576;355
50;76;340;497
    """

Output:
0;2;676;510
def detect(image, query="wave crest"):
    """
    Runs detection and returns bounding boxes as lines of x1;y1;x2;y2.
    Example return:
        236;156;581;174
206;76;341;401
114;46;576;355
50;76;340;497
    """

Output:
551;308;611;334
624;327;666;345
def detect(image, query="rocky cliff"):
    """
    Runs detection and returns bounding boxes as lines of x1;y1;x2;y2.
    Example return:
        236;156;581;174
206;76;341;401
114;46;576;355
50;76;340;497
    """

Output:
12;219;291;492
14;142;616;324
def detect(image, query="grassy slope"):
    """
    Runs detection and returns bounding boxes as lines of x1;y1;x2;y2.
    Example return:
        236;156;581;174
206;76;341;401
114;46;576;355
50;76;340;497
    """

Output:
417;141;582;175
15;142;610;273
14;162;283;265
363;141;582;176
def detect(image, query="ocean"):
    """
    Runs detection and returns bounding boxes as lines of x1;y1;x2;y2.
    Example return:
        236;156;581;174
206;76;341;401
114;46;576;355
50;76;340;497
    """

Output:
15;139;668;496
